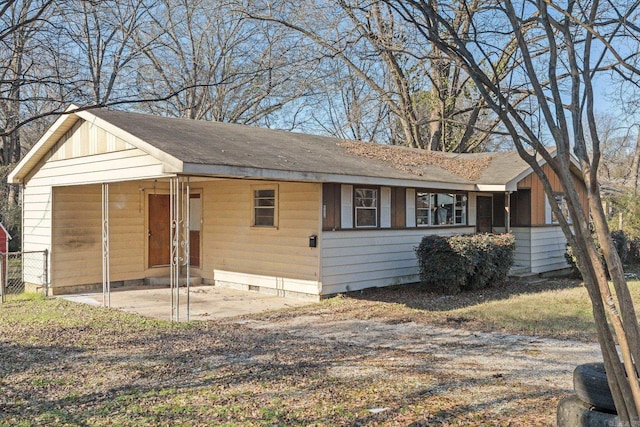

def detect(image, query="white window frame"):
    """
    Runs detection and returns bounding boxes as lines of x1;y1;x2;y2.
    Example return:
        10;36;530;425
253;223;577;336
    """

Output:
252;185;278;228
354;187;378;228
416;191;467;227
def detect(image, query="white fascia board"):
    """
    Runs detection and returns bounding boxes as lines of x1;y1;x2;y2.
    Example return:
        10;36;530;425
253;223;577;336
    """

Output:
76;109;184;173
475;184;508;192
51;172;176;187
182;162;476;191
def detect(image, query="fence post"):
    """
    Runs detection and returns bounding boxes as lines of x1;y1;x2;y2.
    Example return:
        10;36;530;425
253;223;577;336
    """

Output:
43;249;49;297
1;253;5;303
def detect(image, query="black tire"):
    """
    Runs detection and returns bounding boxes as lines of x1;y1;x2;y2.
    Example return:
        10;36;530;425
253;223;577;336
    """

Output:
557;395;621;427
573;363;616;413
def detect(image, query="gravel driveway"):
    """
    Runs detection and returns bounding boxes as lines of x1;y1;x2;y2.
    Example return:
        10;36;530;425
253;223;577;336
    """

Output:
239;314;602;418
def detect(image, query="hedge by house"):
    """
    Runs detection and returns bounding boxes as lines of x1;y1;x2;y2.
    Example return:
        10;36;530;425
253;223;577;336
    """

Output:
565;229;631;278
415;233;516;294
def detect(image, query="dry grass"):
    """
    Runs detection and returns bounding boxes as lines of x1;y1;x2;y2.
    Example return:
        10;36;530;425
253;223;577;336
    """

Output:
316;278;603;342
0;276;632;426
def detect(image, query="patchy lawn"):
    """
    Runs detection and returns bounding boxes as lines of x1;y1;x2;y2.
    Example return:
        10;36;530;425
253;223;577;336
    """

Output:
0;278;628;426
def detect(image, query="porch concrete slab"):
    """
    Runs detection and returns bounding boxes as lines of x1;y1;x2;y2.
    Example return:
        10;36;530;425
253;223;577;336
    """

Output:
59;285;312;322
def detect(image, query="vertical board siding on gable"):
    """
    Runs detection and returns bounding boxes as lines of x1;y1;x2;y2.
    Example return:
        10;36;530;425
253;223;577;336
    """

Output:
516;163;587;226
203;180;321;295
52;182;146;289
320;227;474;295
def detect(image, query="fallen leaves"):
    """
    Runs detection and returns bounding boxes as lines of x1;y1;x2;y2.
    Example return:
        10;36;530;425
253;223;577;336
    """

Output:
339;141;492;181
0;294;571;426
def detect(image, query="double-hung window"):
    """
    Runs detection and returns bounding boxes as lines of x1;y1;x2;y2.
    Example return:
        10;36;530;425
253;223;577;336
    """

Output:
253;187;277;227
354;187;378;228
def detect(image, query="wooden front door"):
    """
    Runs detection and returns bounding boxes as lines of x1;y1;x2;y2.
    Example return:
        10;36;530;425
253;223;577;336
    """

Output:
189;193;201;267
476;196;493;233
148;194;171;267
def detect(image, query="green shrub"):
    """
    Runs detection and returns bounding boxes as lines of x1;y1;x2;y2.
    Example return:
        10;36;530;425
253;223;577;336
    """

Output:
415;233;516;294
611;230;629;264
415;235;467;294
565;229;630;278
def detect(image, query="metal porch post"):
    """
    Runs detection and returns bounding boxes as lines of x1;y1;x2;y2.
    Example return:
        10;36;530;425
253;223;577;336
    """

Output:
102;183;111;307
505;191;511;233
170;177;192;322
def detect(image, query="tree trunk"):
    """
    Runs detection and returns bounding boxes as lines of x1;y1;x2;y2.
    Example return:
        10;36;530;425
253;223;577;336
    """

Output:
630;130;640;195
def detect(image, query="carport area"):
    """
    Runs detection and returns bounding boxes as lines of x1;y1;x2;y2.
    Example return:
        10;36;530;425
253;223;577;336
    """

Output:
60;285;312;321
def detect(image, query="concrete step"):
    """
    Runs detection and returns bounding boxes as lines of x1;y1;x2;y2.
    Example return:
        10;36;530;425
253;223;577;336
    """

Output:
509;271;548;284
509;265;530;275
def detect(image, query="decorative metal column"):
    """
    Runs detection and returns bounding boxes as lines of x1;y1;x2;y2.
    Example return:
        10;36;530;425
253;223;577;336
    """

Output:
170;176;191;321
102;183;111;307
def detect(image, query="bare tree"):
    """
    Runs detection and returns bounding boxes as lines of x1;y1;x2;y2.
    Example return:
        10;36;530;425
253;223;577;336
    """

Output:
59;0;157;106
247;0;510;151
385;0;640;421
131;0;314;126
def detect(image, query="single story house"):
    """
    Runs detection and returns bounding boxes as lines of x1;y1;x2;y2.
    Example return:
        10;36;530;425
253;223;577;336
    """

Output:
8;106;587;299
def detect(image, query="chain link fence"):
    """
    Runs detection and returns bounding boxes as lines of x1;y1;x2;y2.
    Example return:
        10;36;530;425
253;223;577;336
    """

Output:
1;250;48;302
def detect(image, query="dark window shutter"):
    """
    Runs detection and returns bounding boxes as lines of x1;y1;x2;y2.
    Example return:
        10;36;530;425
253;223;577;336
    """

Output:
322;183;341;230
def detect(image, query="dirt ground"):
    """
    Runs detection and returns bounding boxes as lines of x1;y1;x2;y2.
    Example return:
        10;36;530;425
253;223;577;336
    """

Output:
236;313;601;422
71;285;603;417
0;284;604;425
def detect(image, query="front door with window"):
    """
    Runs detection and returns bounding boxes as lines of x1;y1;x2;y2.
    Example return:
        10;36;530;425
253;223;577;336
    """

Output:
476;196;493;233
148;194;171;267
189;193;201;267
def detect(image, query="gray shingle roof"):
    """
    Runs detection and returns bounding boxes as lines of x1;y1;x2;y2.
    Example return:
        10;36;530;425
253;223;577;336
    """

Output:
90;108;535;188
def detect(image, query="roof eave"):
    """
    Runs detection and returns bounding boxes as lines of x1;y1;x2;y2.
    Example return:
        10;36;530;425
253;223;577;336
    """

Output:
9;105;185;184
503;148;584;190
182;163;476;190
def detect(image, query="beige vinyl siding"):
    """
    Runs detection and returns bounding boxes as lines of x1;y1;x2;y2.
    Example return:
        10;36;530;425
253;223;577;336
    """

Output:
202;180;321;296
530;226;569;273
51;182;147;290
22;186;53;251
50;120;133;161
22;117;170;291
30;149;167;186
510;227;531;273
320;227;474;295
510;226;569;274
29;119;169;187
52;185;101;286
